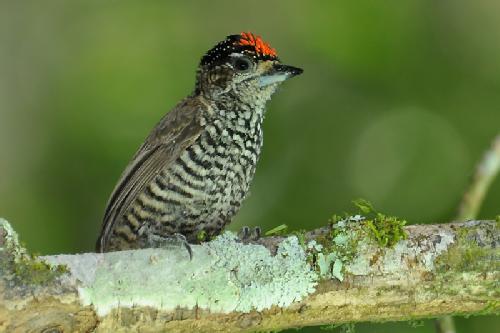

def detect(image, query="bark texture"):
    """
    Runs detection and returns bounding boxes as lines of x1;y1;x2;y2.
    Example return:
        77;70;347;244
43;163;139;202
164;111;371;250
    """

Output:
0;218;498;333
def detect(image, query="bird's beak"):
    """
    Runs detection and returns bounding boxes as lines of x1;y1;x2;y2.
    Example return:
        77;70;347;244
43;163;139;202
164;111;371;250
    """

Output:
259;63;303;87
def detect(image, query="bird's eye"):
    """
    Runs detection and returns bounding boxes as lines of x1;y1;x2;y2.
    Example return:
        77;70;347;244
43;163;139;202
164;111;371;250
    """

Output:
233;56;252;72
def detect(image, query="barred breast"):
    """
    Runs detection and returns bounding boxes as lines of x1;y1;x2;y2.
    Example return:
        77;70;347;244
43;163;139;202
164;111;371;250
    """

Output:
106;104;264;250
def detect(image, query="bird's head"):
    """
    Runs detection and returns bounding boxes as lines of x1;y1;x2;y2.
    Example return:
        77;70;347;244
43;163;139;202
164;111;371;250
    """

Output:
195;32;302;104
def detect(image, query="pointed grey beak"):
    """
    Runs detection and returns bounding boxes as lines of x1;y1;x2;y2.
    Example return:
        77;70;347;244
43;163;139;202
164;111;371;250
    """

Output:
273;64;304;77
259;63;303;87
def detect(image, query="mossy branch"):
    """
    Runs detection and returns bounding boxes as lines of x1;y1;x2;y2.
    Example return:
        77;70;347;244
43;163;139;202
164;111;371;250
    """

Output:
435;134;500;333
1;217;498;332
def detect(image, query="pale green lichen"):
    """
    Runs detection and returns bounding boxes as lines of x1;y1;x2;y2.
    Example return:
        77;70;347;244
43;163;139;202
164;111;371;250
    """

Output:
331;258;343;281
45;231;318;316
311;216;365;281
317;252;337;279
347;229;455;276
434;221;497;273
208;233;317;312
310;202;454;280
310;201;411;281
306;240;323;252
421;231;455;270
345;239;372;276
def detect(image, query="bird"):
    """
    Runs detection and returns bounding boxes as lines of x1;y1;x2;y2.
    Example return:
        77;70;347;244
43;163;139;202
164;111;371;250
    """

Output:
96;32;303;252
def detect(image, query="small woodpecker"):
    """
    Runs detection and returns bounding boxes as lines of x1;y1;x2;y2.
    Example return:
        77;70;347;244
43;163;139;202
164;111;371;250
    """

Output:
96;32;303;252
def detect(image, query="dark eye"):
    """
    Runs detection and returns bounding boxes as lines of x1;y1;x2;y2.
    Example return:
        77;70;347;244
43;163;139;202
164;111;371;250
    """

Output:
233;56;252;72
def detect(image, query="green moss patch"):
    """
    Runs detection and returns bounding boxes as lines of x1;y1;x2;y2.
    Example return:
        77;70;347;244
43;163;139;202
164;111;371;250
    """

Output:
10;252;68;285
353;199;408;248
0;218;68;286
306;200;409;281
265;224;289;236
435;222;495;273
479;300;500;315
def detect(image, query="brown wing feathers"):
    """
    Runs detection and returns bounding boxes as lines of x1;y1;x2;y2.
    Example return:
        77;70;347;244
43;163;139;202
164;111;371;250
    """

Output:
96;98;205;251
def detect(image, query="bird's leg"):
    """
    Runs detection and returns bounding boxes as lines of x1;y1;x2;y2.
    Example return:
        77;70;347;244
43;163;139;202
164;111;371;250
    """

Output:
145;232;193;260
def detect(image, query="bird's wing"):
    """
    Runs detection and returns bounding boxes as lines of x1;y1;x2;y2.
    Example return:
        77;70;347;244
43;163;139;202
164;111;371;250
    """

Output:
96;97;207;251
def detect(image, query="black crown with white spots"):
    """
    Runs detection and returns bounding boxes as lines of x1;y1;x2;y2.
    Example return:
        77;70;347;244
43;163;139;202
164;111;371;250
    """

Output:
200;34;278;68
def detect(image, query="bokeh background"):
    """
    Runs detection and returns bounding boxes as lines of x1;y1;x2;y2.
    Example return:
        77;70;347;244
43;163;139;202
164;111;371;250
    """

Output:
1;1;498;332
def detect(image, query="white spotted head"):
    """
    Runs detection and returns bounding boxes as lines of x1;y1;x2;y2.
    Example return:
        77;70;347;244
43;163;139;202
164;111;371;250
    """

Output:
195;32;302;103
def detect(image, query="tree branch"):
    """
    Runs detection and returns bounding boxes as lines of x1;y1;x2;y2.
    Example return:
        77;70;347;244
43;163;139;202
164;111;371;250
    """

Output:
458;135;500;220
0;218;498;332
435;134;500;333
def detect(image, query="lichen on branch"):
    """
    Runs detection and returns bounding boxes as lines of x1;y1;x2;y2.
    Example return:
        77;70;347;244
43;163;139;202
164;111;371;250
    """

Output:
1;216;498;333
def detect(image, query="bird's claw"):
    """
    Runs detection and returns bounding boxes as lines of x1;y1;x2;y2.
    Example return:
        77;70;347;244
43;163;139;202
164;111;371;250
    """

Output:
238;226;261;242
146;233;193;260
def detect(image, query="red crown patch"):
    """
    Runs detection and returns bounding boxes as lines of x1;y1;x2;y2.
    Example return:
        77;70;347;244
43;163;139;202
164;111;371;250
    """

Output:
237;32;277;58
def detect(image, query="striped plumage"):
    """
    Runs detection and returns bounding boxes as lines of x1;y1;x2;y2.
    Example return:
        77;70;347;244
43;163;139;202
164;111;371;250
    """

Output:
97;33;302;252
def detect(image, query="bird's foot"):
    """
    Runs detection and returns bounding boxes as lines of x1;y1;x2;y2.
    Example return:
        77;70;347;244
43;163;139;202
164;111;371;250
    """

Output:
238;226;261;242
146;233;193;260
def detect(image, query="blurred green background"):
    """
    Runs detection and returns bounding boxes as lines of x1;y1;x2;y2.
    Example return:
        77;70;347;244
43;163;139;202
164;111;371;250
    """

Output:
1;1;498;332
